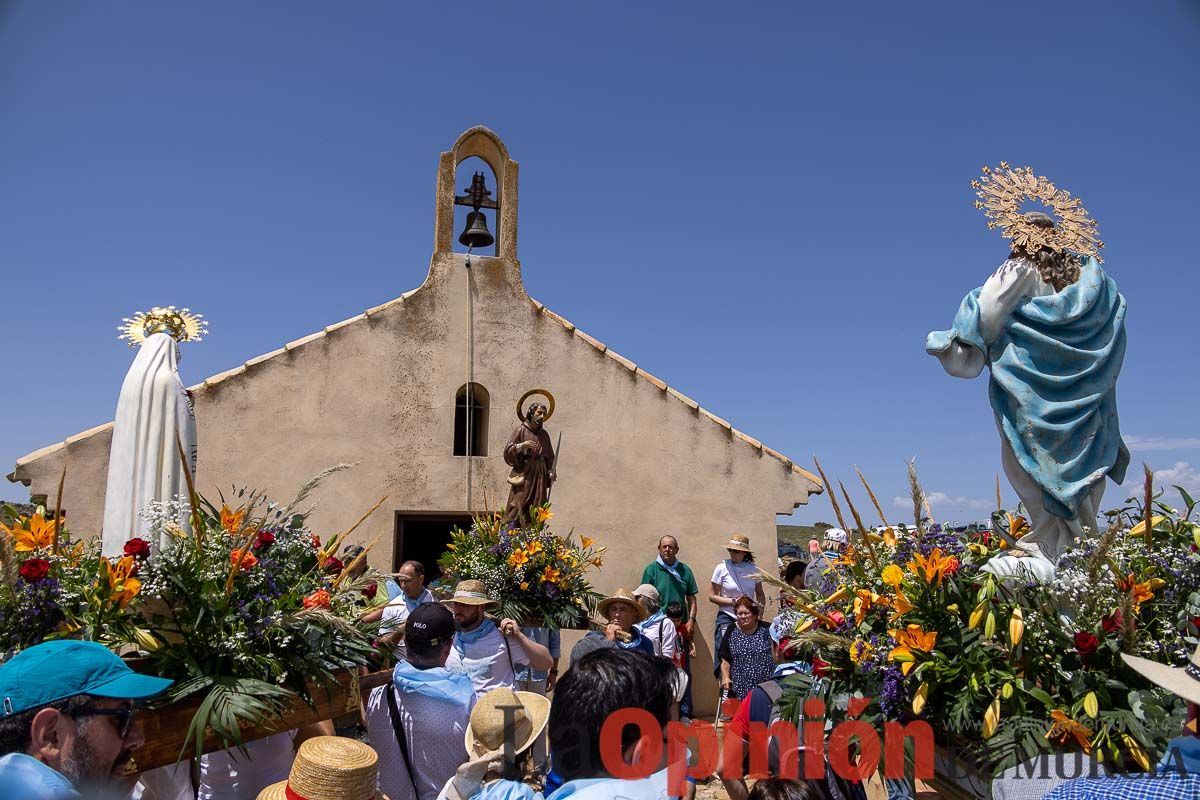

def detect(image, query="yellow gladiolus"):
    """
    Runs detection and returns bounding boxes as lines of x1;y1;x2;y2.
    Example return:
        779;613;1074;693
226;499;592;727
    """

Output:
912;681;929;715
969;602;987;630
1083;692;1099;718
1128;516;1166;539
1009;607;1025;647
1124;735;1150;771
983;696;1000;739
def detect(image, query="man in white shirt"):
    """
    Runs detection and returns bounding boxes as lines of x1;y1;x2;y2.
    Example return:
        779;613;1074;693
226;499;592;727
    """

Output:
442;580;553;699
362;560;434;659
365;603;475;800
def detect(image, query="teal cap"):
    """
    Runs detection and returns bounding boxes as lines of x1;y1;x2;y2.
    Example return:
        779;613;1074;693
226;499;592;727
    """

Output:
0;640;174;716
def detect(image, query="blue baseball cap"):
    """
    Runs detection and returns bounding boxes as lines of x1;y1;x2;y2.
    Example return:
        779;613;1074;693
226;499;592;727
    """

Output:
0;640;174;716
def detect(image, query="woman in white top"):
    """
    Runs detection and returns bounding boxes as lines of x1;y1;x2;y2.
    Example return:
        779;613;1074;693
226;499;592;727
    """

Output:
708;535;765;670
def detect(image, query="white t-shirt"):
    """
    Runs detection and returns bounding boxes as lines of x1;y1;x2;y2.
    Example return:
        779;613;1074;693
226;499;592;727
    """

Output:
636;615;677;659
365;681;473;800
379;588;436;659
711;560;761;619
198;732;295;800
445;624;531;698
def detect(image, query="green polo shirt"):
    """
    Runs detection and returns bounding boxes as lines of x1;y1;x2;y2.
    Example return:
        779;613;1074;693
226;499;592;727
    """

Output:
640;559;700;623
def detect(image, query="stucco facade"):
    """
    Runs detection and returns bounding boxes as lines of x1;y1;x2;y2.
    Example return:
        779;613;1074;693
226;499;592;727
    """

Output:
9;128;821;712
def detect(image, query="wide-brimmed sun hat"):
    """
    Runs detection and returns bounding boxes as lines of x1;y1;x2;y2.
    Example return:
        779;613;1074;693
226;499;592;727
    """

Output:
257;736;388;800
465;686;551;758
1122;642;1200;706
597;588;649;623
725;534;752;553
443;579;498;608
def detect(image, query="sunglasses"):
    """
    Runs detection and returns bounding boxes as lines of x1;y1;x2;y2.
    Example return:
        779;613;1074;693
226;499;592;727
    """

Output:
71;705;136;738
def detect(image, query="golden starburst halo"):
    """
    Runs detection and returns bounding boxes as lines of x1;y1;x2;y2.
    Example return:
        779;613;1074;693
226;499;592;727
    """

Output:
117;306;208;347
971;162;1104;262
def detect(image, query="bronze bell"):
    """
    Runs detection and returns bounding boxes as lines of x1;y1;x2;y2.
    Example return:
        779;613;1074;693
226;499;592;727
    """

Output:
458;210;494;249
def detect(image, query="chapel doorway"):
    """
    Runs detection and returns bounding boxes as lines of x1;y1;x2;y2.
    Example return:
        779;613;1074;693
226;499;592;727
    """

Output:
393;512;472;584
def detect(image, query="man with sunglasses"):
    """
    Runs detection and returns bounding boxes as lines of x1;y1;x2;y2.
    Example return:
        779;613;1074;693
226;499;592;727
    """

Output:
0;639;173;799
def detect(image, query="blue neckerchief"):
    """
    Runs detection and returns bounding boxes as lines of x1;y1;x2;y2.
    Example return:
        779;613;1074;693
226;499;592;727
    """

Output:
392;660;475;705
617;628;649;651
637;611;666;633
1158;734;1200;775
656;556;686;586
455;618;498;653
406;588;433;612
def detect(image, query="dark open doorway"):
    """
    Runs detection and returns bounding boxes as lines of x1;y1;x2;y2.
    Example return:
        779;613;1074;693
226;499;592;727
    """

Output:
394;512;473;584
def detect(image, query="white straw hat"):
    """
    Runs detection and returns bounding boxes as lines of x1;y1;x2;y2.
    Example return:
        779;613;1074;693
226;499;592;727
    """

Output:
1121;642;1200;706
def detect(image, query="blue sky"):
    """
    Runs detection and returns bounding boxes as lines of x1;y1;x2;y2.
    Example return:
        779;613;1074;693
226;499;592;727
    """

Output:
2;1;1198;525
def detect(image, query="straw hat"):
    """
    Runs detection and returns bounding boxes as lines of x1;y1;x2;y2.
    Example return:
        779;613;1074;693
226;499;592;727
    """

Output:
597;588;648;623
443;579;498;608
725;534;752;553
1122;642;1200;706
465;686;551;758
257;736;388;800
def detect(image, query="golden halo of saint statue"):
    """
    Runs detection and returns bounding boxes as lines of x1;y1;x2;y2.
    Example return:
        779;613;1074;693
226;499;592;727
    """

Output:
118;306;208;347
516;389;555;422
972;162;1104;262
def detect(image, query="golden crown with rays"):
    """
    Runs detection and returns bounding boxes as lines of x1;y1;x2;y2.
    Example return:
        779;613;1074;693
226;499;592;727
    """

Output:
972;162;1104;262
117;306;208;346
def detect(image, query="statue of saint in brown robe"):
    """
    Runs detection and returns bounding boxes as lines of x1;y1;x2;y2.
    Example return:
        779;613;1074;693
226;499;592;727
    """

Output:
502;402;556;526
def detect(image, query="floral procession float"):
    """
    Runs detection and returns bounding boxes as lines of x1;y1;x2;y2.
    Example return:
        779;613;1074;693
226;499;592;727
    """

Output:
771;462;1199;797
0;475;387;771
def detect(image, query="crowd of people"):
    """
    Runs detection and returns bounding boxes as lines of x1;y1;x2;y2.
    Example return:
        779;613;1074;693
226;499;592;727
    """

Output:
2;531;1199;800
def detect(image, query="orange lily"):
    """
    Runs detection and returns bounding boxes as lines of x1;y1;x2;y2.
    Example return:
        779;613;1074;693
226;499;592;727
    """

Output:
889;587;915;622
103;556;142;609
303;589;331;610
580;535;595;549
220;504;247;534
541;565;561;584
508;549;530;568
1046;709;1093;753
888;624;937;675
907;548;955;588
525;540;544;556
3;512;56;552
1007;513;1030;540
832;547;857;567
1115;574;1165;613
534;507;554;525
853;590;882;625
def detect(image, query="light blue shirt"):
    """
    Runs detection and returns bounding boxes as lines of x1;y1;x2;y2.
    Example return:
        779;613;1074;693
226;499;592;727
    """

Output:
544;767;671;799
0;753;78;800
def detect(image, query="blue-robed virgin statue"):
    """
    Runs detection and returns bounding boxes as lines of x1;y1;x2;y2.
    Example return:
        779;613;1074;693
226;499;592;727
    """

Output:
927;165;1128;580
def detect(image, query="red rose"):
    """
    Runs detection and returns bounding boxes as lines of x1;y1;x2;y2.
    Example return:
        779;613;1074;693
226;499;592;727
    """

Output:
19;558;49;583
825;610;846;629
363;582;378;600
1190;615;1200;631
123;538;151;559
1073;631;1100;659
322;557;344;574
812;657;832;678
253;531;276;550
1101;610;1123;634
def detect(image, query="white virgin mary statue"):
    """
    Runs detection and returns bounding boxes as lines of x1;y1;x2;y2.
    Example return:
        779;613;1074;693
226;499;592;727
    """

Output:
101;307;206;555
927;204;1128;582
